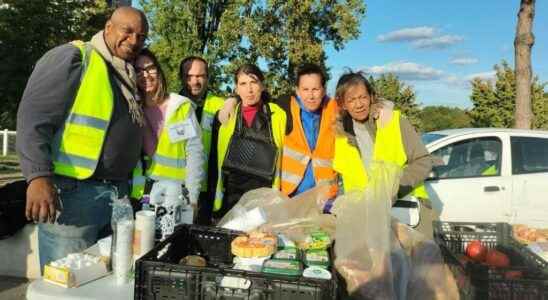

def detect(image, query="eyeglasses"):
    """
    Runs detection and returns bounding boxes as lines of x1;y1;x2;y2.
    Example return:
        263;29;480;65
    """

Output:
136;65;158;77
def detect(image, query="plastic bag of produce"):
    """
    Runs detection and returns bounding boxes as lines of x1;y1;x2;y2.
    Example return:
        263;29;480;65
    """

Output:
217;185;335;247
332;161;458;300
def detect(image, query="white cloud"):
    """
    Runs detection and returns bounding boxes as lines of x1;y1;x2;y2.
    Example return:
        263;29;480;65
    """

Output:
377;26;464;50
439;71;496;89
412;35;464;49
450;57;479;65
377;26;436;42
466;71;496;81
366;62;444;81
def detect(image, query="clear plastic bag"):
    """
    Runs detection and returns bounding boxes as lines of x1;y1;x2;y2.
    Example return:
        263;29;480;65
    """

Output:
393;221;459;300
109;196;135;284
332;161;458;300
217;185;335;246
111;195;134;226
332;161;401;299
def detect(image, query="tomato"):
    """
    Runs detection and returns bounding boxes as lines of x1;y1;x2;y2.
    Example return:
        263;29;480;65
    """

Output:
485;249;511;268
465;240;487;262
504;270;523;279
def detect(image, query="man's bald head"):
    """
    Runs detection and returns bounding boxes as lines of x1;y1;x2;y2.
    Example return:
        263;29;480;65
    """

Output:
104;7;148;61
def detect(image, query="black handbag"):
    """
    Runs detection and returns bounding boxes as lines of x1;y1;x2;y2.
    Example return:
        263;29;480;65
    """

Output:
222;104;278;182
0;180;29;240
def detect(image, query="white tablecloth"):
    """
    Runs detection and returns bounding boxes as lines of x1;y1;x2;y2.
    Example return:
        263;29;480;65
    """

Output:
26;274;133;300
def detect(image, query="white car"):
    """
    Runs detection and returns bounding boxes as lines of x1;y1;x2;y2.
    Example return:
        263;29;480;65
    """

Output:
419;128;548;228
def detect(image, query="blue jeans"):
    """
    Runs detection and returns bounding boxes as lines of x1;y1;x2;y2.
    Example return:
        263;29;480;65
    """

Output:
38;175;129;273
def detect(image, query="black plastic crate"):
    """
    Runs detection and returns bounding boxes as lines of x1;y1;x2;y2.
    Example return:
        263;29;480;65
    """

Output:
135;224;338;300
512;235;548;276
434;221;548;300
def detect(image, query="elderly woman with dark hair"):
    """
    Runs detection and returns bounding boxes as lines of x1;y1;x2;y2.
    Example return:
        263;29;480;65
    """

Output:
208;64;287;219
332;70;434;236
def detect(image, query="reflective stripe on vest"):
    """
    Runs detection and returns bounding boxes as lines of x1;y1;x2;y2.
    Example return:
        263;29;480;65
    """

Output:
130;160;146;199
280;97;338;198
145;101;192;182
52;41;114;179
200;94;225;191
213;102;287;212
333;110;428;199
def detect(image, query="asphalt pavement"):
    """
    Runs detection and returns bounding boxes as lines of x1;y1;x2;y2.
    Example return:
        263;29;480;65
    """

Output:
0;276;30;300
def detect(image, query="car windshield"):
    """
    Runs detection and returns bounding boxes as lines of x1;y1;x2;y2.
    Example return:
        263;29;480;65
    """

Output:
421;133;447;145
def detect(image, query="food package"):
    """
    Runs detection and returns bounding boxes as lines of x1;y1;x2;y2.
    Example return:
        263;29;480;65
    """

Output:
513;224;548;244
218;185;335;248
231;231;277;258
43;252;109;288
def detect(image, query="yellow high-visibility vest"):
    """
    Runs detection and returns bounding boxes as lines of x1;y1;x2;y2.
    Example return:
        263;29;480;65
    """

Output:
52;41;114;179
213;102;286;212
199;94;225;191
130;161;146;199
130;95;193;199
146;98;192;180
333;110;429;199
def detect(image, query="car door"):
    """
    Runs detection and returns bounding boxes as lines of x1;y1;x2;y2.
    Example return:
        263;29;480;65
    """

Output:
509;135;548;227
425;135;512;223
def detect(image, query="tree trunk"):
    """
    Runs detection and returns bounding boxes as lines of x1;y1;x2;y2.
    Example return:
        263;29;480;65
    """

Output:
514;0;535;129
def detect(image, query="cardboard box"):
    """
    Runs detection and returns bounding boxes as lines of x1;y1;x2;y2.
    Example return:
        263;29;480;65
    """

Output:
43;252;110;288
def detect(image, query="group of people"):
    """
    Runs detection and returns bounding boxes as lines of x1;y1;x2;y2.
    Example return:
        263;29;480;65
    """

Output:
16;7;433;272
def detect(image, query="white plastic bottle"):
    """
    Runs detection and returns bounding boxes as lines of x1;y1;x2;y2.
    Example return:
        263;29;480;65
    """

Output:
150;180;184;241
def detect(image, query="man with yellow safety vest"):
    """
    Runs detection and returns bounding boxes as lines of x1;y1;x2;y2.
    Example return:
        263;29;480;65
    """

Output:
178;56;225;224
332;71;434;236
16;7;148;271
277;63;338;211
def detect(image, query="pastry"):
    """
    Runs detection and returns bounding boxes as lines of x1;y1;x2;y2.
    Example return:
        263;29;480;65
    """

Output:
231;231;277;258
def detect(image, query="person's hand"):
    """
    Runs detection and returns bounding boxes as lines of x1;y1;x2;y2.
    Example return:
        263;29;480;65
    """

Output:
218;97;238;124
26;176;59;223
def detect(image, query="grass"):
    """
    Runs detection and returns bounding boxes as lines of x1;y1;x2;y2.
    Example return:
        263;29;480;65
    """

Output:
0;154;19;163
0;154;20;175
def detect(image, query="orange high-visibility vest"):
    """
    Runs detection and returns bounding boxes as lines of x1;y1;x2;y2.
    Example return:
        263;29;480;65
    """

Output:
281;96;338;198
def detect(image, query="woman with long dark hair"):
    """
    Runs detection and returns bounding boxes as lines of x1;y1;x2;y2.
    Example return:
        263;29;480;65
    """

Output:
210;64;287;219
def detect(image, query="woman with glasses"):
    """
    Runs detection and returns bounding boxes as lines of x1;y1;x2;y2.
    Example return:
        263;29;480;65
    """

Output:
209;64;287;219
332;70;434;236
131;49;204;220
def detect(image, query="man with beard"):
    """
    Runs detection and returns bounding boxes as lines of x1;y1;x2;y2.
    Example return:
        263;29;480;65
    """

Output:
178;57;225;224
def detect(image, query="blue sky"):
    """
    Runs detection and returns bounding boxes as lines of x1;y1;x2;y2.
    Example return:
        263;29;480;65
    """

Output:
325;0;548;109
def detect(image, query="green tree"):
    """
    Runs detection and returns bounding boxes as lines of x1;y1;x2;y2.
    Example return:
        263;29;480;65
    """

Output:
419;106;472;132
140;0;252;94
369;73;423;130
469;61;547;129
141;0;366;97
0;0;112;129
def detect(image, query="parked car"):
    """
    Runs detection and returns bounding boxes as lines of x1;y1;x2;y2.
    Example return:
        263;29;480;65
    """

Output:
419;128;548;228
